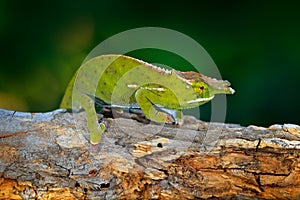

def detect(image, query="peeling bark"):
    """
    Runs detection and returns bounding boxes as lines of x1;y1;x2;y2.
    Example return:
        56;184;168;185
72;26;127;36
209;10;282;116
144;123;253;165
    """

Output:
0;108;300;199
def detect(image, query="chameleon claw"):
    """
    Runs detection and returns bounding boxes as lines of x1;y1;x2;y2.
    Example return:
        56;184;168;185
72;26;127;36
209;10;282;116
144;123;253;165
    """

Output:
89;143;99;152
89;122;105;152
166;114;175;124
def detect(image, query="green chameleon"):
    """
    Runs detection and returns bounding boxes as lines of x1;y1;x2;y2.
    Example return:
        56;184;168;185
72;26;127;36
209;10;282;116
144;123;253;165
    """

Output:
60;54;235;145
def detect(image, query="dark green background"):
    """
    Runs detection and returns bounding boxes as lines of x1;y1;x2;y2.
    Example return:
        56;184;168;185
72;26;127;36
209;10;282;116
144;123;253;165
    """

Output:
1;1;299;126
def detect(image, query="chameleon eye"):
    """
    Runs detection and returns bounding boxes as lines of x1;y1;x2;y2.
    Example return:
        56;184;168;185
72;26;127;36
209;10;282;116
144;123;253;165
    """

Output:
200;86;204;90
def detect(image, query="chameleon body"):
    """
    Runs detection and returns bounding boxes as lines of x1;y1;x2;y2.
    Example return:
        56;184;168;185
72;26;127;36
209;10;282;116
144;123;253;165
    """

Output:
60;54;235;145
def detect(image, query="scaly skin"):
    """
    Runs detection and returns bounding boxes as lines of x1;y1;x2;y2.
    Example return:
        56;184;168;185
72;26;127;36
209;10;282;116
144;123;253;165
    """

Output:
60;54;235;145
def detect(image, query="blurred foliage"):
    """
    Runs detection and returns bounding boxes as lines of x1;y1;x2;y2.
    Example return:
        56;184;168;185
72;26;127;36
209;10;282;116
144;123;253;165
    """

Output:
0;0;299;126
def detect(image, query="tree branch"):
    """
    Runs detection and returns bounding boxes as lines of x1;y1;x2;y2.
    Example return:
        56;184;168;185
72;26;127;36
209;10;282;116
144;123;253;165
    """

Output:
0;108;299;199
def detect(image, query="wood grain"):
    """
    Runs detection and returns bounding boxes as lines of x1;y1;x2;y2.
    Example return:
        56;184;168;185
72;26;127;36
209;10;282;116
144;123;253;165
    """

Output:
0;108;299;199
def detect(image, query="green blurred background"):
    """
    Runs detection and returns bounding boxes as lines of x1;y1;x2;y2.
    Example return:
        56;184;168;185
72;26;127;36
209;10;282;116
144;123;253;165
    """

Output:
1;1;299;126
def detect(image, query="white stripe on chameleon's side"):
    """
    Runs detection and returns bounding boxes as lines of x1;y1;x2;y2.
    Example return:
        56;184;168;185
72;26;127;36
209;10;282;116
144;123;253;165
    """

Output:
127;84;166;92
143;87;166;91
127;84;139;88
186;95;215;104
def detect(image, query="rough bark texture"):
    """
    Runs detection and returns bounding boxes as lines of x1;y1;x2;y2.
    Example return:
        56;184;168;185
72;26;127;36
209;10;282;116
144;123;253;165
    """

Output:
0;108;300;199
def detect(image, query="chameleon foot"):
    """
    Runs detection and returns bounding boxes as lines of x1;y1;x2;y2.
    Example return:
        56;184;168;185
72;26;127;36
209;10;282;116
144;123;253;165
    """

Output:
90;122;106;145
89;143;99;152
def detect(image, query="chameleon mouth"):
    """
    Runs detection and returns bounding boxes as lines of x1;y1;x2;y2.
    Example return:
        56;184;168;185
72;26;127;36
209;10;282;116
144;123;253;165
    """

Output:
226;87;235;94
202;76;235;95
186;95;215;104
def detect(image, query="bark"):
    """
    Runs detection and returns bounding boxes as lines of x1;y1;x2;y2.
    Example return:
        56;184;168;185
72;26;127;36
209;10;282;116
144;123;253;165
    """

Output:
0;108;300;199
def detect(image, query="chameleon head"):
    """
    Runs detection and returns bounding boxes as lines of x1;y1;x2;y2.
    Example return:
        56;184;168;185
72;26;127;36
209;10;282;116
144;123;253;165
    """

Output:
174;71;235;99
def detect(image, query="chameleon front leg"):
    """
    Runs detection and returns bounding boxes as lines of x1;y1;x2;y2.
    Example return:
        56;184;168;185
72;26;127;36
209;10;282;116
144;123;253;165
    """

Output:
135;89;182;124
80;94;105;145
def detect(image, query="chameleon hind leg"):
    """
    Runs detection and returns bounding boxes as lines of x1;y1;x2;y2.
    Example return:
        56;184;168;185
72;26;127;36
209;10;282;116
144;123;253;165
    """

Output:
80;94;105;145
135;89;182;124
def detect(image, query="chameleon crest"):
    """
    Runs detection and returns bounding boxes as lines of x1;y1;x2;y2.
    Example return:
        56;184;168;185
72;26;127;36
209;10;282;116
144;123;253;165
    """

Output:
60;54;235;145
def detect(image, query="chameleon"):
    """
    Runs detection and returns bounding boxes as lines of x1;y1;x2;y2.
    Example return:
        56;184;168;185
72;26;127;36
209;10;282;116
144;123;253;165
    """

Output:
60;54;235;145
